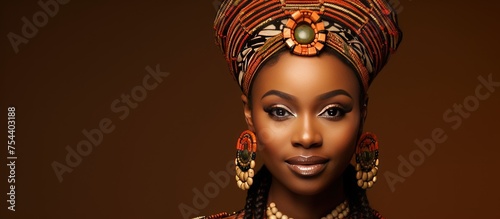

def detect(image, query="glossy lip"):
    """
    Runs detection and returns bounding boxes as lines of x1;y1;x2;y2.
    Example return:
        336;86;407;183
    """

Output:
285;156;329;177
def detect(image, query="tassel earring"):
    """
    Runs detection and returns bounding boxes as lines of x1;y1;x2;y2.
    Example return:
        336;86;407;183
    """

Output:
355;132;379;189
235;130;257;190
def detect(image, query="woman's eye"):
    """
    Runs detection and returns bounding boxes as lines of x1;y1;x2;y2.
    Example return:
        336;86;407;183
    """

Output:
273;108;288;117
319;105;346;120
265;106;294;120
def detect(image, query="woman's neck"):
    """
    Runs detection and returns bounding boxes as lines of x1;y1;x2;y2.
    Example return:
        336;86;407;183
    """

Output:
267;176;346;219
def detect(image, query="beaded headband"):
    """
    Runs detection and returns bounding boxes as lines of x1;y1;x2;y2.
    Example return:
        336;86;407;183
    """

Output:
214;0;402;95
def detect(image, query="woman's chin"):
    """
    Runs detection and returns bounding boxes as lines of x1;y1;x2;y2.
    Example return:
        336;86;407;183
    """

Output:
282;177;333;196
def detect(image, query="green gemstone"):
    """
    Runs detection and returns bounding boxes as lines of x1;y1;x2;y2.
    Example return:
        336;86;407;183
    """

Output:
362;151;373;163
241;150;250;162
294;24;315;44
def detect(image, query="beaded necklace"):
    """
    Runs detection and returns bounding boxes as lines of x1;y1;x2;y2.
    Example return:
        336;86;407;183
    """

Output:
266;200;349;219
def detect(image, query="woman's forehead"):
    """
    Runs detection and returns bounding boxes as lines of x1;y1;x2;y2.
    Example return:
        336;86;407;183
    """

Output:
252;53;361;100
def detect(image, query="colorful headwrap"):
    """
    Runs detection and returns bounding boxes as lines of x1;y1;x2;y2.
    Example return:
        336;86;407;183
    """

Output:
214;0;402;95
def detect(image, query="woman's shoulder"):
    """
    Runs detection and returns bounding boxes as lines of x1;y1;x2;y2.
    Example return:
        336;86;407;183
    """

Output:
192;210;244;219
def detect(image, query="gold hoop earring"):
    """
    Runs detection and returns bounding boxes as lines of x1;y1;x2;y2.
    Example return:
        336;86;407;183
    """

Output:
235;130;257;190
355;132;379;189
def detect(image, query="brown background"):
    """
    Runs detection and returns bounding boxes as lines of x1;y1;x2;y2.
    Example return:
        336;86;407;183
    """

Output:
1;0;499;218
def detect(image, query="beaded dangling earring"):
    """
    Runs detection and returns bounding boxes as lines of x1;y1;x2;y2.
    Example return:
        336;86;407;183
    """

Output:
235;130;257;190
355;132;379;189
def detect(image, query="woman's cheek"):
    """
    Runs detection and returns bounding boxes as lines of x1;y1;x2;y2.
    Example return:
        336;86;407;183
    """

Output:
322;121;358;155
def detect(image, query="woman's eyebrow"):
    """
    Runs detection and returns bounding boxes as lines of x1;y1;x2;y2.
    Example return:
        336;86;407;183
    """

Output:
261;90;296;101
261;89;352;101
316;89;352;101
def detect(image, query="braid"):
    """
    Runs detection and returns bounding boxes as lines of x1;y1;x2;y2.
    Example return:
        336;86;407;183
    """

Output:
243;182;255;219
344;164;375;219
243;165;272;219
254;166;271;219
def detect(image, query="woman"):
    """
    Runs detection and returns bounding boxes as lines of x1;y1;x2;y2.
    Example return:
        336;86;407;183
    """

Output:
201;0;402;218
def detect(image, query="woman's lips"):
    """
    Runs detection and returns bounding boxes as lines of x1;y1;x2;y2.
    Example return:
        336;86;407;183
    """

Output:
285;156;329;177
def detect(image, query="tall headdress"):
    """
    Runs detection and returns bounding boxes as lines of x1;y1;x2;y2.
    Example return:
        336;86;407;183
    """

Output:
214;0;402;95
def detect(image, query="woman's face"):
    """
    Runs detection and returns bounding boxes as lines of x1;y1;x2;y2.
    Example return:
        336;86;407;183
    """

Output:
243;52;363;195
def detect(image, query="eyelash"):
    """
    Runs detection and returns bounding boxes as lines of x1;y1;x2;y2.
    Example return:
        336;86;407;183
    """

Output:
264;104;346;121
264;105;295;121
318;104;346;121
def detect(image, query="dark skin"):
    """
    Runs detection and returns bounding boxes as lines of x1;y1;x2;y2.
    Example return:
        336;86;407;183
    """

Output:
241;52;368;219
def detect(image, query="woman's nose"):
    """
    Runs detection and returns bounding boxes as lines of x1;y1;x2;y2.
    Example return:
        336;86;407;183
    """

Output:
291;114;323;149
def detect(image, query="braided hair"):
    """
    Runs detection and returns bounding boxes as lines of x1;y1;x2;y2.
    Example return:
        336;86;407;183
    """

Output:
242;164;376;219
344;164;376;218
243;165;272;219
